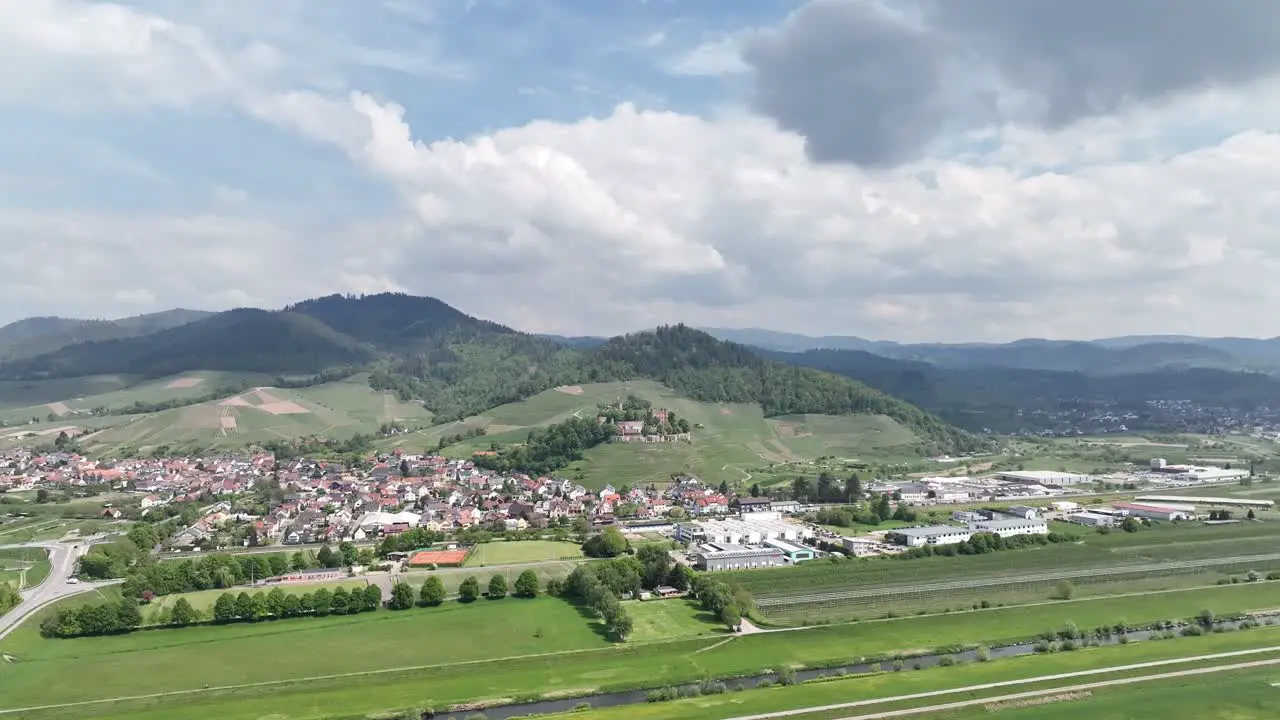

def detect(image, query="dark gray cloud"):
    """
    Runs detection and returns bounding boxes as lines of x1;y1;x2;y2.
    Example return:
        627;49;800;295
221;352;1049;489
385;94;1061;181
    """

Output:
935;0;1280;127
744;0;1280;167
741;0;946;167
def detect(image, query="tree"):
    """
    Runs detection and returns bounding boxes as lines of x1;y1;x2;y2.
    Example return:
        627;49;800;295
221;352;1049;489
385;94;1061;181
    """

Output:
459;576;480;603
115;600;143;630
171;597;198;625
1248;509;1257;520
311;587;333;616
582;526;630;558
265;588;288;618
330;587;351;615
1120;516;1141;533
791;476;811;503
875;494;892;521
289;551;309;571
213;593;236;623
316;545;339;568
719;603;742;631
362;584;382;611
389;582;415;610
420;576;447;606
233;591;255;620
35;488;51;504
339;541;359;567
1054;580;1075;600
488;574;508;599
718;480;730;495
514;569;539;598
750;483;761;498
845;473;863;502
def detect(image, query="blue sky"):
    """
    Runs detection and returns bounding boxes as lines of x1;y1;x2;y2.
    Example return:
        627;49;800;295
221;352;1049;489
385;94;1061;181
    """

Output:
2;0;1280;341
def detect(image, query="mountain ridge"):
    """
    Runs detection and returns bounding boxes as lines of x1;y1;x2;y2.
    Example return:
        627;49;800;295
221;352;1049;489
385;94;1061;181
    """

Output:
0;293;985;454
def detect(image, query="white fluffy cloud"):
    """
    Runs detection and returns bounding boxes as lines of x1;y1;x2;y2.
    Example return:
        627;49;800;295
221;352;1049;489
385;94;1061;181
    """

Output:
3;0;1280;341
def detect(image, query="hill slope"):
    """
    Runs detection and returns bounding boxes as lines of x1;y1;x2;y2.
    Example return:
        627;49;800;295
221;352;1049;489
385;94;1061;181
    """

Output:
0;309;376;378
0;295;979;456
0;309;211;360
586;325;981;453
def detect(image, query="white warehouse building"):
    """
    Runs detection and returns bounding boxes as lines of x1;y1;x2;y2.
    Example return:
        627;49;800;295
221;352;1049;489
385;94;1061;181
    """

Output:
887;525;972;548
995;470;1093;486
968;518;1049;538
675;517;813;545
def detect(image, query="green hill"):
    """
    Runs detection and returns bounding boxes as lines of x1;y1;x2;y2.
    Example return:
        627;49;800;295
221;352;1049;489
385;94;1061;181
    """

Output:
380;380;924;489
0;309;211;361
0;293;980;462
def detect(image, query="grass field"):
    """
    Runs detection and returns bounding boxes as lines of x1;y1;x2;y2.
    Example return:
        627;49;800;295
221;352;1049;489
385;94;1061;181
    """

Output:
399;559;582;594
623;598;726;642
7;581;1280;719
922;663;1280;719
464;540;585;566
78;375;433;454
542;630;1280;720
381;380;924;489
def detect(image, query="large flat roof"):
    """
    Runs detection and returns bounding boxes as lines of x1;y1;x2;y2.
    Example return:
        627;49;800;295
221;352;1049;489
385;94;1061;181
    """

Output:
892;525;971;538
972;517;1048;529
1136;495;1274;508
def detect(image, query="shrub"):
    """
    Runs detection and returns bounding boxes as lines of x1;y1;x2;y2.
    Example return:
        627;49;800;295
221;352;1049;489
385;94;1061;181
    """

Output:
975;646;990;662
936;655;957;667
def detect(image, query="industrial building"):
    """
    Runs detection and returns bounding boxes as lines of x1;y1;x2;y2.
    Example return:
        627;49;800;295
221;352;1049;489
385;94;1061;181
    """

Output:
1136;495;1274;509
1147;463;1250;483
761;537;817;563
1003;505;1041;520
1066;511;1117;527
674;517;813;545
1114;502;1196;521
994;470;1093;486
887;525;973;548
691;544;786;571
968;518;1049;538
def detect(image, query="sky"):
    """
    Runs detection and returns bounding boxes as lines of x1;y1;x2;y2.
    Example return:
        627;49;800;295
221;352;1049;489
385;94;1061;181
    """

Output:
2;0;1280;342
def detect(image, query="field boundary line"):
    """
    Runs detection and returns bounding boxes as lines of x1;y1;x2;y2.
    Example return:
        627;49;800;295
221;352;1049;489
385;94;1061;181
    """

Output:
0;634;722;714
725;646;1280;720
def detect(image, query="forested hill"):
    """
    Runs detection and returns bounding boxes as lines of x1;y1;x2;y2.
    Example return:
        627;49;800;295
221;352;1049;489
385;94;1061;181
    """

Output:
586;325;985;453
0;294;981;453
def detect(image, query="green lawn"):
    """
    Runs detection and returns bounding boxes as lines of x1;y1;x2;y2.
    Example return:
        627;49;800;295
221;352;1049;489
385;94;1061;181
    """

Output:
0;547;49;589
465;540;585;566
8;581;1280;719
623;598;726;642
400;559;582;594
543;629;1280;720
921;663;1280;719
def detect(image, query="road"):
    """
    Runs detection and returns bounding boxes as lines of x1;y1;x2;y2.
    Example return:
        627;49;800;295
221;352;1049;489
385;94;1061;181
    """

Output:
0;537;118;642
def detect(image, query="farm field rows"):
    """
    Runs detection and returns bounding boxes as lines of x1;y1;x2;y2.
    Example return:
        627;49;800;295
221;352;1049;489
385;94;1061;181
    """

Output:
7;581;1280;718
734;520;1280;622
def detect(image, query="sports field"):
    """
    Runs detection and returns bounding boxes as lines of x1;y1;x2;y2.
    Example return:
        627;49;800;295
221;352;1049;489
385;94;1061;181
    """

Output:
407;548;470;566
464;540;584;566
6;581;1280;719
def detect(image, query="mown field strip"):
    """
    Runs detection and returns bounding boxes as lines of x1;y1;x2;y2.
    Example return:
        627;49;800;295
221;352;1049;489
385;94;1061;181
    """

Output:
723;645;1280;720
756;552;1280;606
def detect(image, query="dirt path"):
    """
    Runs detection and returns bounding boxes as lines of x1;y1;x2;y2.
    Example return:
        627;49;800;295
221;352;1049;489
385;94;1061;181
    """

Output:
726;649;1280;720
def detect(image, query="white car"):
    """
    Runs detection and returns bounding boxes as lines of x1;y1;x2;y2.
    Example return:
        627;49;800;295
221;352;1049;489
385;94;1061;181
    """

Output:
66;578;80;584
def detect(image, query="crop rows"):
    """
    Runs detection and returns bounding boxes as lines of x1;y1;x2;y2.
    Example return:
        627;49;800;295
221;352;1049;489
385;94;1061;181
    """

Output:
755;553;1280;620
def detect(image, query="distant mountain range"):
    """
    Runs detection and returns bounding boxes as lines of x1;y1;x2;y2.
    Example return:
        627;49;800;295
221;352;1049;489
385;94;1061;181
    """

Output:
700;328;1280;374
0;294;984;453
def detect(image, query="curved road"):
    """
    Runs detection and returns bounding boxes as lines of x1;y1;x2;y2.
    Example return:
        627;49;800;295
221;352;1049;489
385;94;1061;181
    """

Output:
0;538;118;642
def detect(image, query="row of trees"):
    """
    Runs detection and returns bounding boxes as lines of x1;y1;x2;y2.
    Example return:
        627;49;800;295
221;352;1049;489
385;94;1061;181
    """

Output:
895;531;1071;559
788;472;868;504
41;600;143;638
212;585;382;622
812;498;916;528
118;548;345;599
565;564;633;640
